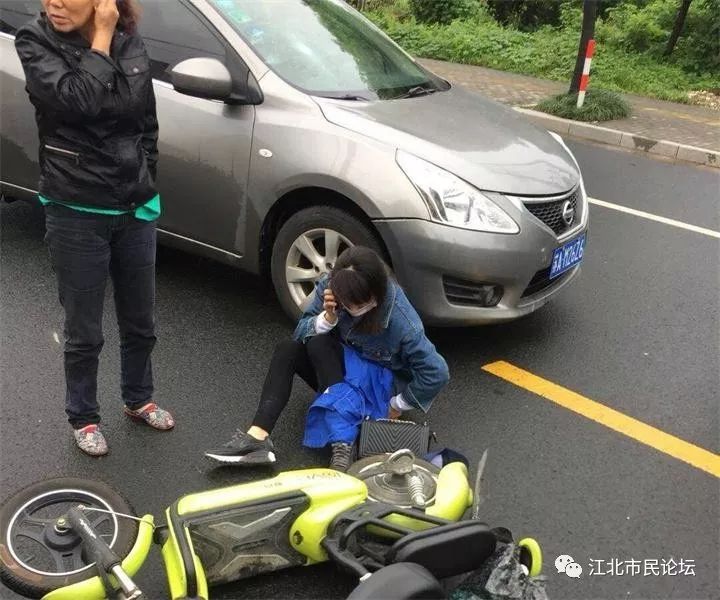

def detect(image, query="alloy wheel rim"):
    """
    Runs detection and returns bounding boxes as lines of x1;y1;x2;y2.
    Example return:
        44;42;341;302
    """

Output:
285;228;353;309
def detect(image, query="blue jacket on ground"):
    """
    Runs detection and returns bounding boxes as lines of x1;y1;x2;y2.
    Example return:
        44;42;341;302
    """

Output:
303;346;394;447
294;275;449;412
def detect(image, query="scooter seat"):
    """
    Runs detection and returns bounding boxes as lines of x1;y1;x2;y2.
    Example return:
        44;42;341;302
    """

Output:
386;521;496;579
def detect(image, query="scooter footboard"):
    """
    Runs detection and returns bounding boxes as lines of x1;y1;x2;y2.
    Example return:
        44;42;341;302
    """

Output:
159;469;367;598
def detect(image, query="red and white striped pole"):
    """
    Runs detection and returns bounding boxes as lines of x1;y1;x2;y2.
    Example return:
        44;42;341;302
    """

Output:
576;39;596;109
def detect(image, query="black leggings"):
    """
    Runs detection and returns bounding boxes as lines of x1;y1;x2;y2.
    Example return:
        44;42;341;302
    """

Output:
251;335;345;433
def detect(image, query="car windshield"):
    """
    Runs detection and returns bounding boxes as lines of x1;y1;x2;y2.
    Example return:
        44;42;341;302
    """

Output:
209;0;447;99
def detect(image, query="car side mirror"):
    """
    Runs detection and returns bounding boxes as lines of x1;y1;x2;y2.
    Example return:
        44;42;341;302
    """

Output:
171;58;233;102
171;58;264;105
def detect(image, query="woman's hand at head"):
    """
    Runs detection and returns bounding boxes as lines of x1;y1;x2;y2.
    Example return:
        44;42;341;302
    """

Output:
93;0;119;35
323;288;338;324
89;0;118;54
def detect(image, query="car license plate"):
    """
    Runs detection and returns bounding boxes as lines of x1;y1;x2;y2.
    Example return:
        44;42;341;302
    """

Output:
550;233;586;279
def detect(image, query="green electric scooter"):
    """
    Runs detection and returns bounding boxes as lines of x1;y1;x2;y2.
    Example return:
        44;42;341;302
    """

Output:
0;450;542;600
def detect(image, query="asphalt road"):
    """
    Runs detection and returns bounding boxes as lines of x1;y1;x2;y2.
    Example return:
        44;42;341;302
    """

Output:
1;141;718;600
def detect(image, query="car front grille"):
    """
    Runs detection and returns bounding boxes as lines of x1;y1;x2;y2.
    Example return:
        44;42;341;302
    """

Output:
524;189;580;236
521;266;571;298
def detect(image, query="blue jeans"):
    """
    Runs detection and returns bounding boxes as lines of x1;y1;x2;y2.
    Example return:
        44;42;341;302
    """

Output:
44;205;157;428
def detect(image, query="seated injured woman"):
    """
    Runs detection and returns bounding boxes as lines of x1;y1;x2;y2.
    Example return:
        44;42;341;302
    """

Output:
205;246;449;471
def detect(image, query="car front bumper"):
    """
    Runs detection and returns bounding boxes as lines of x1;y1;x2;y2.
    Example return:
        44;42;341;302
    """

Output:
374;215;588;327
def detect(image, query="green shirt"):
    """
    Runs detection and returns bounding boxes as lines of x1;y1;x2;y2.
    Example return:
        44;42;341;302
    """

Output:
39;194;161;221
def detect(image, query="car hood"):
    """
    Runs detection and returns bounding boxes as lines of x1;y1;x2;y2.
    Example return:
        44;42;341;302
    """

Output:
316;86;579;196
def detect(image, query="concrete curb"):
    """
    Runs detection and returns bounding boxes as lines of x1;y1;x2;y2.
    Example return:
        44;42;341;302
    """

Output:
513;107;720;169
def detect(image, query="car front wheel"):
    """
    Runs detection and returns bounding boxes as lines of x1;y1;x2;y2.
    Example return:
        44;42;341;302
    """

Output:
271;206;384;321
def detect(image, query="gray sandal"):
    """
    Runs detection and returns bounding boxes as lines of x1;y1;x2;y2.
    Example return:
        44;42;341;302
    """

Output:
124;402;175;430
73;425;108;456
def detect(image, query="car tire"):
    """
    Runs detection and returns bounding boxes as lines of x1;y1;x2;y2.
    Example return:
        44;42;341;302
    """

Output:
271;206;384;322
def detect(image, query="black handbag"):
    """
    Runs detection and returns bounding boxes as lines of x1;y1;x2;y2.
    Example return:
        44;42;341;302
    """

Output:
357;418;432;459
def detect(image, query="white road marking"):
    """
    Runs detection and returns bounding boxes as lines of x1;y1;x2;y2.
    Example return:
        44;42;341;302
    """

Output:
589;197;720;239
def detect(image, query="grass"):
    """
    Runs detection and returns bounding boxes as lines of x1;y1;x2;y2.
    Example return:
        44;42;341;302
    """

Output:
366;10;719;103
535;89;632;121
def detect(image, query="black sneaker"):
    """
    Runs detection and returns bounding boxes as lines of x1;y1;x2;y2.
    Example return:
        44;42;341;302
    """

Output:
330;442;354;472
204;430;277;465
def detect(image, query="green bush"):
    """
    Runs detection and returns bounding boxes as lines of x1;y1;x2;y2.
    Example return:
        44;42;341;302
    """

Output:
366;2;719;102
599;0;676;52
598;0;720;70
487;0;562;31
535;89;632;121
365;0;412;21
674;0;720;73
408;0;483;24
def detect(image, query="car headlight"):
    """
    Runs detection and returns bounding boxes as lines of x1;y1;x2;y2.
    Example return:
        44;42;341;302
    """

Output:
396;151;519;234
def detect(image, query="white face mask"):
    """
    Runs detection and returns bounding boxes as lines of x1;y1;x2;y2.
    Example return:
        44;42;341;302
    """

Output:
345;300;377;317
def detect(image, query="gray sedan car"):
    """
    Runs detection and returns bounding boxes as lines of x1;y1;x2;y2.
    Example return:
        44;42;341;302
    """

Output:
0;0;588;326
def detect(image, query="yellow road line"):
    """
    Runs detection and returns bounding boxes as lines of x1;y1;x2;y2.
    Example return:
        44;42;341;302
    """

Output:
482;361;720;478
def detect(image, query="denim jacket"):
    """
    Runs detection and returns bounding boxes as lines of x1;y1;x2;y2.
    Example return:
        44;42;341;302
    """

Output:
294;276;449;412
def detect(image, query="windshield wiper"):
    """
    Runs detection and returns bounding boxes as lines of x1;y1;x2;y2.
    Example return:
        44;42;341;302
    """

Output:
395;85;438;99
321;93;371;101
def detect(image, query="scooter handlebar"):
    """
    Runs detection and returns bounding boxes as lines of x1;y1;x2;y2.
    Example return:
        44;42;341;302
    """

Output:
66;506;144;600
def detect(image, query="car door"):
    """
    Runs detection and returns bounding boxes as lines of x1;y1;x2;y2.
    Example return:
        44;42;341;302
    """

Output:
139;0;255;256
0;1;41;198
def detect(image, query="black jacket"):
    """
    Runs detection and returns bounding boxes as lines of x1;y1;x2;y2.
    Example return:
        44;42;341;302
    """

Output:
15;15;159;210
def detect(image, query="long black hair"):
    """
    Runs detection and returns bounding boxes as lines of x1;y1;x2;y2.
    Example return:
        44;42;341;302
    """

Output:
329;246;389;334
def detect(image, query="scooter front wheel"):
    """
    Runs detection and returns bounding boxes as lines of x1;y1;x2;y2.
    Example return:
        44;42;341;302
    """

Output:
0;477;138;599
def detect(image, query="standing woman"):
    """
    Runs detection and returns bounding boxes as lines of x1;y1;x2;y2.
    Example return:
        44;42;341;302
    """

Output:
15;0;174;456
